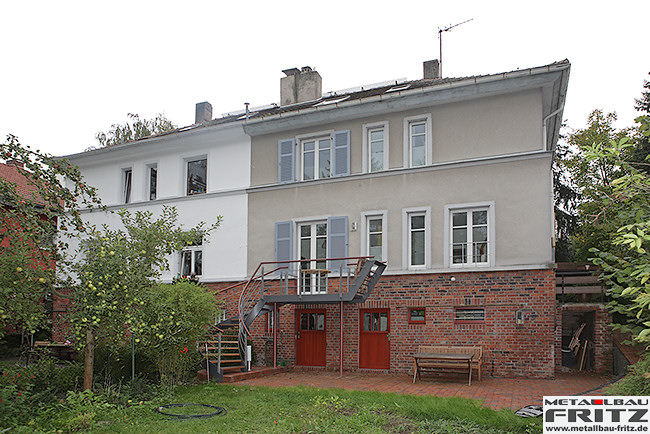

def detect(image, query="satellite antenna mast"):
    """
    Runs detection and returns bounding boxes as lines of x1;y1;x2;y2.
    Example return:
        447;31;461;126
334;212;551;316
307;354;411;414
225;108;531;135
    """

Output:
438;18;473;77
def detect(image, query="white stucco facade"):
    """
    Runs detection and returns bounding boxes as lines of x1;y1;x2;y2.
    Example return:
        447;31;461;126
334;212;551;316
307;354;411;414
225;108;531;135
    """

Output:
63;122;250;282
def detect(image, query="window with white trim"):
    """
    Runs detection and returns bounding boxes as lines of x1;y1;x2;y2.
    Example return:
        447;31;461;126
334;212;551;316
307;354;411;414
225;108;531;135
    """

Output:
445;203;494;267
409;121;426;166
363;122;388;173
403;114;432;168
302;136;331;180
147;163;157;201
186;158;207;195
367;216;384;261
122;168;132;204
298;221;327;294
408;213;426;267
181;240;202;277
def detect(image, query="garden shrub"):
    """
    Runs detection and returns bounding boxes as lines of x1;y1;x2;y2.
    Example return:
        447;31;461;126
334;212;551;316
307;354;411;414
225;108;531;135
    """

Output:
0;357;83;429
135;281;220;385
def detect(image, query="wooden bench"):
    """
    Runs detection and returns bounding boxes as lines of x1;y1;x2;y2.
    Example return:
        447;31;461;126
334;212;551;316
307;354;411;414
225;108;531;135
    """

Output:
31;341;75;361
413;345;483;383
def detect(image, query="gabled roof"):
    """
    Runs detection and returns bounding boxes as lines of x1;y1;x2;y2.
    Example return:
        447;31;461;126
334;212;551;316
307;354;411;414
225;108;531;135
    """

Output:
62;59;570;159
0;162;38;201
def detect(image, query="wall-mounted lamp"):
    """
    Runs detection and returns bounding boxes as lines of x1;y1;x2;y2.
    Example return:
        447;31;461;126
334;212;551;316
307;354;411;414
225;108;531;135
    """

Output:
515;310;525;325
450;276;456;282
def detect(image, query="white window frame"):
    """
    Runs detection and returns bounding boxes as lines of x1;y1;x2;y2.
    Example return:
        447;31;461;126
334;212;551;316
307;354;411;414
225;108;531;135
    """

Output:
184;155;208;196
298;131;334;181
403;114;432;168
402;207;431;270
180;243;203;277
360;211;387;263
121;167;133;204
444;201;495;268
145;162;158;201
296;219;328;294
362;121;389;173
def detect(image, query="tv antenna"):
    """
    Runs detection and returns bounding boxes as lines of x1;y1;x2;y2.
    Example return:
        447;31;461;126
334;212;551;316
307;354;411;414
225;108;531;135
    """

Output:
438;18;473;77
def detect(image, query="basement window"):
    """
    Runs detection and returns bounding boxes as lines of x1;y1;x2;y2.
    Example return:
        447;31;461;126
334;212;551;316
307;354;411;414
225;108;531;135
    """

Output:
455;307;485;323
408;308;425;324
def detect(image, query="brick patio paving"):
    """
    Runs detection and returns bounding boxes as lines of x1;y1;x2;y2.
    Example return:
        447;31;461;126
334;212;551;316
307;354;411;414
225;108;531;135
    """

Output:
236;370;615;410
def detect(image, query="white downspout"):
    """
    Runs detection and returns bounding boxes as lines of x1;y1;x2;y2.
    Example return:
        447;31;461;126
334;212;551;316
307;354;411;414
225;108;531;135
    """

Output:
542;104;565;151
544;103;564;263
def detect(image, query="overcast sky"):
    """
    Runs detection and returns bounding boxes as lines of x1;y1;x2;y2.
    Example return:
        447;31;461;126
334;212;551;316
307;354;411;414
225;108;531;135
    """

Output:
0;0;647;157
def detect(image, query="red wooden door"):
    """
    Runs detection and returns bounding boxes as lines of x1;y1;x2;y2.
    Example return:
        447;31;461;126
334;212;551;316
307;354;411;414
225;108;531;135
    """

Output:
295;309;326;366
359;308;390;369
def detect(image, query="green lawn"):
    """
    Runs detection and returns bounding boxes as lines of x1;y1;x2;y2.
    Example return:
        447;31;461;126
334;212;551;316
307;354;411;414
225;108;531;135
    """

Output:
72;383;540;433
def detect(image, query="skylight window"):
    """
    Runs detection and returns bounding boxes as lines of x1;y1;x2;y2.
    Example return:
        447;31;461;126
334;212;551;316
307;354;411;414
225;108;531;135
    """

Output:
314;96;350;107
386;84;411;93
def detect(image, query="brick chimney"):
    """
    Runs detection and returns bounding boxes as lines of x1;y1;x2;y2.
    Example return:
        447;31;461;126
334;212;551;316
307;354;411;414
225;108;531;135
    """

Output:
280;66;322;106
195;101;213;124
423;60;440;79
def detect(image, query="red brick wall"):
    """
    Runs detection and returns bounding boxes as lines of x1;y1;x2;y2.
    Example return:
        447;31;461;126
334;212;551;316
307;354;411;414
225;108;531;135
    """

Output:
208;268;556;379
555;303;612;374
52;289;72;341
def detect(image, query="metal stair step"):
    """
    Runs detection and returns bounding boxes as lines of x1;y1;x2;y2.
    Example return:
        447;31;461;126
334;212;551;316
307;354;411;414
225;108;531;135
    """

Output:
219;365;244;372
210;359;242;365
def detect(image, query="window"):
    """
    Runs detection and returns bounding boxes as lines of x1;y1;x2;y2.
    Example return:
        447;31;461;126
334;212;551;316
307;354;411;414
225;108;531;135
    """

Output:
402;207;430;270
181;240;202;277
409;213;425;267
362;211;386;262
187;158;207;195
362;311;388;331
367;216;383;261
369;128;384;171
409;308;425;324
300;312;325;330
122;168;132;204
363;122;389;173
403;114;432;168
298;221;327;294
409;121;426;166
302;137;331;180
147;164;157;200
455;307;485;323
445;202;494;268
279;130;349;183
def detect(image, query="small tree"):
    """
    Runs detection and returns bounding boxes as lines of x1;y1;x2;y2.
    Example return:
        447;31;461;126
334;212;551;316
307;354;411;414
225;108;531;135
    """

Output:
93;113;176;149
588;116;650;346
70;207;220;389
1;135;100;338
559;110;632;261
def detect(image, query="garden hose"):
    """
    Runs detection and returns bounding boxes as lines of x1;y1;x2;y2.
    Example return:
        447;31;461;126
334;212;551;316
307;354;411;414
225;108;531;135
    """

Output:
155;403;227;419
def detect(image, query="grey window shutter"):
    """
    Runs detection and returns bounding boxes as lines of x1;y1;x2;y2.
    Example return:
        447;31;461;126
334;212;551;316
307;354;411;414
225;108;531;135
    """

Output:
275;221;293;275
327;216;348;272
278;138;295;183
332;130;350;177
